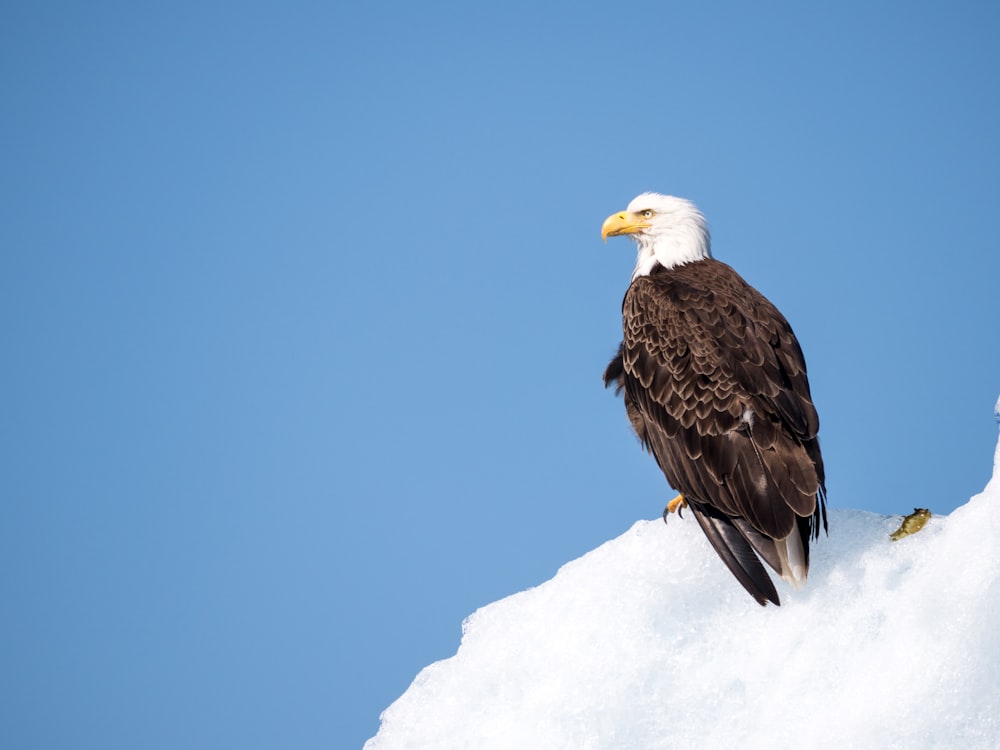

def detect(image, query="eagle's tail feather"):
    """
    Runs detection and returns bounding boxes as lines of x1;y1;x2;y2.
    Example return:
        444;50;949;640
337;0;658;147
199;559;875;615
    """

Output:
732;517;808;587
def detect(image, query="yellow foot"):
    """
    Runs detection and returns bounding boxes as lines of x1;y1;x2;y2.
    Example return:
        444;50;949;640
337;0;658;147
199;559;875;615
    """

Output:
662;494;687;523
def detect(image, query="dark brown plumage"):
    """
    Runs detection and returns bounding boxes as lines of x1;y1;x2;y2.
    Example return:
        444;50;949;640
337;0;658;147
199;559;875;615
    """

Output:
601;195;827;606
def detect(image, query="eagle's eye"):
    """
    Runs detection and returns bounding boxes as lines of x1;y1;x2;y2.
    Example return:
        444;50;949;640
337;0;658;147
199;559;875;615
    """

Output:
641;209;654;218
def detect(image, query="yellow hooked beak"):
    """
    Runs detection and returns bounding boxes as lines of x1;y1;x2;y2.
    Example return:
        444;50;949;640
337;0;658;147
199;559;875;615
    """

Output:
601;211;651;242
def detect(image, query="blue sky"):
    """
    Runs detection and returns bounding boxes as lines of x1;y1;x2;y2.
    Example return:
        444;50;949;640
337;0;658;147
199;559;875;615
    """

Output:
2;2;998;748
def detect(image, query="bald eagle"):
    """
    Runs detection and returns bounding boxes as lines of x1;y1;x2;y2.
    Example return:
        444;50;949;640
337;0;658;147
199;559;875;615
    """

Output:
601;193;827;606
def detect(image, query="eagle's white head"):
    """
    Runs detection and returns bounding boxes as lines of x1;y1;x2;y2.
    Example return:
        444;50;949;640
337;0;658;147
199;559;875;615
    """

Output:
601;193;712;279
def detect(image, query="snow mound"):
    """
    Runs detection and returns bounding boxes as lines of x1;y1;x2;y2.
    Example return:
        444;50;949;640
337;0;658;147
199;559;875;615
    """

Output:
367;414;1000;750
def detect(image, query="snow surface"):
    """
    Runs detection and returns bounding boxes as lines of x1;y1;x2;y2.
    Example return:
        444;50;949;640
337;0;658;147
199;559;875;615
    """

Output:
367;406;1000;750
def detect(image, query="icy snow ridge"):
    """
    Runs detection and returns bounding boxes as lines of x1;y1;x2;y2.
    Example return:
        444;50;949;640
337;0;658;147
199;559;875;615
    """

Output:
367;410;1000;750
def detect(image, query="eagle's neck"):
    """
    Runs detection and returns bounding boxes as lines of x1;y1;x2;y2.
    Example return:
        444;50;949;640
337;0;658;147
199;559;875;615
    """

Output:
631;213;712;280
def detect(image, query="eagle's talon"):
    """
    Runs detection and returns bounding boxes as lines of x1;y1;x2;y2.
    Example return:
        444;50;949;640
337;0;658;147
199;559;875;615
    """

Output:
663;494;687;522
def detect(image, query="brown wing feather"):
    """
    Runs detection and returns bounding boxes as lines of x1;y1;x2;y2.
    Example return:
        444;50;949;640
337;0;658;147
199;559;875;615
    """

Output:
689;501;779;606
606;258;827;603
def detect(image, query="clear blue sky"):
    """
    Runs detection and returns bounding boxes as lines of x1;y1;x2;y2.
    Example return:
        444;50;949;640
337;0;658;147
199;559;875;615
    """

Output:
2;2;998;748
